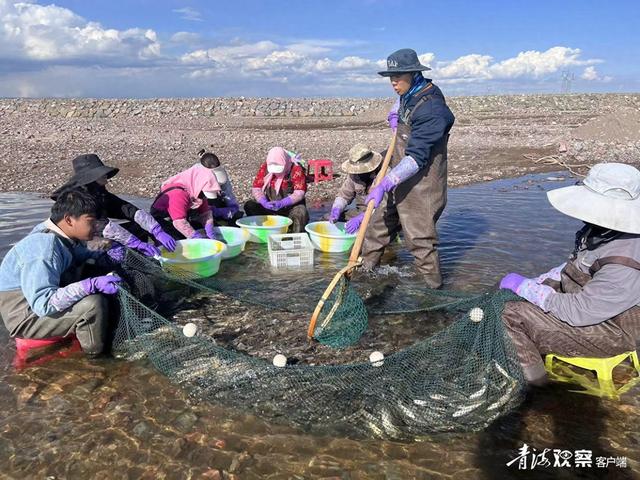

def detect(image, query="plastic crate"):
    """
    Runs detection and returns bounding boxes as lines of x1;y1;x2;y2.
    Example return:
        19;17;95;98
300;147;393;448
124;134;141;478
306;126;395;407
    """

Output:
268;233;314;268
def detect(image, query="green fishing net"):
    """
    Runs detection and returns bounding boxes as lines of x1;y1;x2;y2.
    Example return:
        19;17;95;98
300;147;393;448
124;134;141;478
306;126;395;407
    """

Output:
111;251;526;440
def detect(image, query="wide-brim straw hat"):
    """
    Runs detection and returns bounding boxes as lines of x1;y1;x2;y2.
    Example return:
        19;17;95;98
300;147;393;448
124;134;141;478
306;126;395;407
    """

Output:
341;144;383;174
547;162;640;234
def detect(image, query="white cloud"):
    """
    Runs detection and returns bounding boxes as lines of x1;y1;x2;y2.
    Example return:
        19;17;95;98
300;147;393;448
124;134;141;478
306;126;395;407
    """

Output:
580;65;613;82
581;66;598;81
0;1;161;62
0;2;615;97
172;7;203;22
486;47;599;79
437;54;493;80
170;31;201;45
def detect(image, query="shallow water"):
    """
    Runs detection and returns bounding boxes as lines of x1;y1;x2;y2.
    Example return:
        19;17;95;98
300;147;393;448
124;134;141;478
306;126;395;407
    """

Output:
1;174;638;479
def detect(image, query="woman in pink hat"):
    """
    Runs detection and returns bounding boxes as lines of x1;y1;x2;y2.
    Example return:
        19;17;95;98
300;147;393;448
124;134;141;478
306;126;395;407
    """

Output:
244;147;309;233
150;163;220;240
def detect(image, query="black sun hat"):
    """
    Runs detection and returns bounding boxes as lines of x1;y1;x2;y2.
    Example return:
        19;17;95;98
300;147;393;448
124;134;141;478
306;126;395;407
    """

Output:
51;154;119;198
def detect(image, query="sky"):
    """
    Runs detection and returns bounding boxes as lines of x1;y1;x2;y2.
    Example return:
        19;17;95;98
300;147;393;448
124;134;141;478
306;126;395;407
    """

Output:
0;0;639;98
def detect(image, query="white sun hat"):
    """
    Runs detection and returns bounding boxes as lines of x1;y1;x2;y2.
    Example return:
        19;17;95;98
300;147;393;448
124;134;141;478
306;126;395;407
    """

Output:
547;163;640;234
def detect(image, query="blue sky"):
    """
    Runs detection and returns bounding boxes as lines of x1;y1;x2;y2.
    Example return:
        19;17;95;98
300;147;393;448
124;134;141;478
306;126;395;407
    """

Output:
0;0;638;98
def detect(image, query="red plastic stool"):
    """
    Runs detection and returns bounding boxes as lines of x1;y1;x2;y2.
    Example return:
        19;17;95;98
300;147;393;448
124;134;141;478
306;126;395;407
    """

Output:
307;159;334;183
14;335;81;369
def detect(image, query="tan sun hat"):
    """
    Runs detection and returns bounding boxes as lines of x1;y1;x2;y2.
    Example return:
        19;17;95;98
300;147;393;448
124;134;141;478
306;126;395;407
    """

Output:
341;144;383;175
547;162;640;234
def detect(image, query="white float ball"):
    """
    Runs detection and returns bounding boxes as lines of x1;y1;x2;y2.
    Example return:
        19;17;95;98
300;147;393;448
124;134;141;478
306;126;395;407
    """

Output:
272;354;287;368
182;322;198;337
469;307;484;323
369;351;384;367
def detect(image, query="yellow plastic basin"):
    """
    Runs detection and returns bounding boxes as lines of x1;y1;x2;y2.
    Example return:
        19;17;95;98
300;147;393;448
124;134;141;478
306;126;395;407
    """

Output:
305;221;357;253
236;215;293;243
159;239;227;278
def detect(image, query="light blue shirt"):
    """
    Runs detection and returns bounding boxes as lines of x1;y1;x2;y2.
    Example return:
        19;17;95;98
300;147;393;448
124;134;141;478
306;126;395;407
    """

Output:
0;221;103;317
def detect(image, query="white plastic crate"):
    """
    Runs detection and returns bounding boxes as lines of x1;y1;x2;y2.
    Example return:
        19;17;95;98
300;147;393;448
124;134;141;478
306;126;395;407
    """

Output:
268;233;314;268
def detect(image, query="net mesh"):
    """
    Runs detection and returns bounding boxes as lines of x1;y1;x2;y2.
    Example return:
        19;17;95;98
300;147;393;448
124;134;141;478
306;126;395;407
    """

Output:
110;251;526;440
312;276;369;348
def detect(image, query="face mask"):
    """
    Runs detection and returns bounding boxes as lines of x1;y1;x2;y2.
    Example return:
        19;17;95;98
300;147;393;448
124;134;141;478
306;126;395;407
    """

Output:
574;222;622;254
202;191;218;199
212;166;228;184
267;164;285;174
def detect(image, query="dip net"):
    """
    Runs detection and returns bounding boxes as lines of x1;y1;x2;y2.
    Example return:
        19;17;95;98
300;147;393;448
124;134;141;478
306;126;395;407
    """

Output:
111;251;526;440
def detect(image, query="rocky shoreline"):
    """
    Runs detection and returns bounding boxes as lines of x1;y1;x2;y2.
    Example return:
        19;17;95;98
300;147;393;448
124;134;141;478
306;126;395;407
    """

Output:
1;93;639;203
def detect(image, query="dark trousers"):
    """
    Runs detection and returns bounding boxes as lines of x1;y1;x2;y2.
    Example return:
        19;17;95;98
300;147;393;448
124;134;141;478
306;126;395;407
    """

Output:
361;141;447;288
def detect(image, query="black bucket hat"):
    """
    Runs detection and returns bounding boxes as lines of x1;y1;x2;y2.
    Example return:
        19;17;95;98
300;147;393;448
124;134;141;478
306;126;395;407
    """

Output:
67;154;119;186
51;154;119;199
378;48;431;77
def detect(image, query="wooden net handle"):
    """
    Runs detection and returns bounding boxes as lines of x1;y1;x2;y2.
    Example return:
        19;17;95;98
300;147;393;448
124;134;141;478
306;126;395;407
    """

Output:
346;133;397;270
307;134;397;339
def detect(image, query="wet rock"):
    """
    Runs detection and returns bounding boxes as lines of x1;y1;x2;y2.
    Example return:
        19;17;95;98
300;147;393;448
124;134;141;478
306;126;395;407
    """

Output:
308;455;345;476
133;421;153;438
174;410;199;431
228;451;253;473
200;469;222;480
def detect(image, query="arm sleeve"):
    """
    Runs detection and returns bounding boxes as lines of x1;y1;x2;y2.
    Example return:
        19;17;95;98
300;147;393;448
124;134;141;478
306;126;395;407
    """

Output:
49;280;90;313
134;209;161;234
534;263;567;284
336;176;357;205
252;187;267;203
101;220;135;245
544;264;640;327
172;219;197;238
404;100;452;169
288;190;305;204
252;163;268;189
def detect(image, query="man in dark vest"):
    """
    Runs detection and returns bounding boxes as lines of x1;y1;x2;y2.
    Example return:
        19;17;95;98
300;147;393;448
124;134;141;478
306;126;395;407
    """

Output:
362;48;455;289
499;163;640;385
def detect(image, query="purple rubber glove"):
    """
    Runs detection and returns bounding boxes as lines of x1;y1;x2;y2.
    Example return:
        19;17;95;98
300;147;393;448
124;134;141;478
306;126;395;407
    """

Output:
365;176;396;209
106;244;127;263
125;237;161;257
388;98;399;132
190;231;205;239
214;207;235;220
80;275;122;295
272;196;294;211
150;224;176;252
259;197;272;209
345;213;365;234
388;110;398;131
329;206;342;223
499;273;527;292
205;223;216;239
